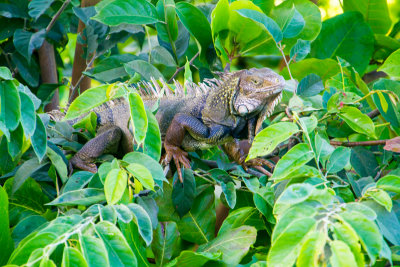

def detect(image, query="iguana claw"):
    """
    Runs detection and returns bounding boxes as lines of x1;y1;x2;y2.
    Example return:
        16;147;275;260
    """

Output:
70;156;98;173
163;143;191;183
240;157;274;177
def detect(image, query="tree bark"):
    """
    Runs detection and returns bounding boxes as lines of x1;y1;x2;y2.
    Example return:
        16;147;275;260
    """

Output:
70;0;101;101
38;40;59;112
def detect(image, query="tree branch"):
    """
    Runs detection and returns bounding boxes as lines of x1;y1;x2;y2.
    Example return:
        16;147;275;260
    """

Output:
46;0;71;33
330;140;387;147
367;108;380;119
167;52;199;83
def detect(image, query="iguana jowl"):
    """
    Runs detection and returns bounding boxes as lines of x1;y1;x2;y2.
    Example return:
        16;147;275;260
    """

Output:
68;68;285;182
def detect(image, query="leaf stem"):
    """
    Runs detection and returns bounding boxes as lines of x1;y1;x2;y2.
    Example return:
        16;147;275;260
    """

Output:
46;0;71;34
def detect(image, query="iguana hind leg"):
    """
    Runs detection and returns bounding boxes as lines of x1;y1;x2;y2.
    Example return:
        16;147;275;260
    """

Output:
70;126;122;173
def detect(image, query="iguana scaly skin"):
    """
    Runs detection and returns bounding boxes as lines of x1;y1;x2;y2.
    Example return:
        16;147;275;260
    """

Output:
67;68;285;182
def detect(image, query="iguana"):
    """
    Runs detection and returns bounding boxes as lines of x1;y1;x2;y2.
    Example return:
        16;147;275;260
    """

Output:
64;68;285;182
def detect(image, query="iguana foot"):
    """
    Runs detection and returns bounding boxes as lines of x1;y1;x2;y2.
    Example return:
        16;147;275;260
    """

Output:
70;156;98;173
163;143;191;183
242;157;274;177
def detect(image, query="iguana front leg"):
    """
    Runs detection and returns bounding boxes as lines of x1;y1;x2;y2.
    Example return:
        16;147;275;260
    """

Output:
222;139;274;176
164;113;230;182
70;126;122;173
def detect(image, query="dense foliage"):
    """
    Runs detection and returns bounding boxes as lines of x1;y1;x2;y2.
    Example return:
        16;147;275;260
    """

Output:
1;0;400;266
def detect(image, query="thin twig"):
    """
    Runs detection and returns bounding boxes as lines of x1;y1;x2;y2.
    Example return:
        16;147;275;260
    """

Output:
367;108;380;119
46;0;71;34
168;52;199;83
201;159;264;178
277;42;294;82
330;140;388;147
69;53;96;103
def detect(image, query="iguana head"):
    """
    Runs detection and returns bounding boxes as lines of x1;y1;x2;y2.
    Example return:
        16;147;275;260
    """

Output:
232;68;285;117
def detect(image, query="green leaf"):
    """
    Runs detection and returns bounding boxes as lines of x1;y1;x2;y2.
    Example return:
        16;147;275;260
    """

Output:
290;39;310;62
19;91;36;137
175;2;212;61
151;46;176;67
326;146;351;173
0;80;21;131
155;0;178;44
124;60;164;81
272;1;304;39
47;189;105;206
63;172;94;193
127;203;152;246
7;123;23;160
372;80;400;128
126;163;154;191
31;115;47;162
28;0;54;20
105;169;128;205
365;188;392;212
118;221;149;267
247;122;299;160
339;211;382;263
343;0;391;34
11;52;40;87
11;215;47;247
65;84;124;120
378;48;400;79
62;246;88;267
151;222;180;265
236;9;283;43
311;12;374;74
198;226;257;266
95;221;137;266
218;207;265;235
46;146;68;183
123;152;166;188
128;92;148;145
0;186;13;266
332;222;365;267
350;147;379;178
297;74;323;97
93;0;159;25
267;217;316;266
169;251;221;267
330;240;358;267
8;232;58;265
172;169;196;217
143;109;161;161
72;112;97;137
12;158;48;194
271;143;314;181
338;106;376;138
377;175;400;193
0;67;13;80
220;182;236;209
315;132;334;165
296;231;325;267
281;58;340;81
80;235;109;267
13;29;45;63
177;186;215;244
275;184;315;207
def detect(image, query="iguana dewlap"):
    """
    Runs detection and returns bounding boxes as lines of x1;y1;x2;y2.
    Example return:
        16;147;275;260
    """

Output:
69;68;285;182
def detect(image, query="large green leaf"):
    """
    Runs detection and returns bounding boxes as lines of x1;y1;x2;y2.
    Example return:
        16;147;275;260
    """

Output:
46;146;68;183
0;80;20;131
155;0;178;45
151;222;180;266
330;240;358;267
311;12;374;74
126;163;154;191
62;246;88;267
281;58;340;81
267;217;316;266
326;146;351;173
80;235;109;267
372;79;400;129
0;186;13;265
7;123;23;160
177;186;215;244
350;147;379;178
47;189;105;206
128;92;148;145
95;221;137;266
28;0;54;20
62;172;94;193
143;109;161;161
247;122;299;160
93;0;159;25
172;169;196;217
218;207;265;235
13;29;45;63
198;226;257;266
343;0;391;34
377;175;400;193
271;143;314;181
11;215;47;247
11;158;48;194
127;203;152;246
0;66;13;80
175;2;212;61
118;221;149;267
338;106;376;138
104;169;128;205
378;48;400;79
18;91;36;137
296;231;325;267
31;115;47;162
168;251;221;267
124;60;164;81
297;74;323;97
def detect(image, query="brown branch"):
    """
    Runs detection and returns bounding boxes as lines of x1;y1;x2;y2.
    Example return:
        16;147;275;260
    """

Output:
330;140;388;147
46;0;71;34
367;109;380;119
167;52;199;83
69;54;96;103
201;159;264;178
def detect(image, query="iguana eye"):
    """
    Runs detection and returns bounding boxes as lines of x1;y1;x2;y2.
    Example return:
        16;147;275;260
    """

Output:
252;79;260;85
